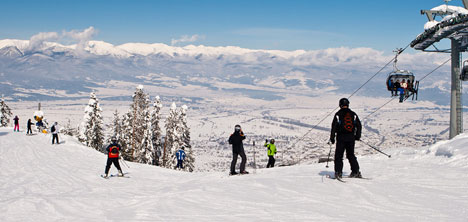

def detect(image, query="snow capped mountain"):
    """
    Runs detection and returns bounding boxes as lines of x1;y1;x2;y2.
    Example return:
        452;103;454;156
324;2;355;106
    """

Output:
0;38;457;105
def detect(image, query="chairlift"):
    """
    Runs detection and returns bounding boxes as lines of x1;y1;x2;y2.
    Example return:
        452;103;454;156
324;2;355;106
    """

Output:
386;49;419;101
460;60;468;81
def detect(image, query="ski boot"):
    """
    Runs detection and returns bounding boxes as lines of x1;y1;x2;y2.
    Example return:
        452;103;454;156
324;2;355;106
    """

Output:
230;171;238;176
334;172;342;179
349;171;362;178
240;171;249;175
118;170;124;177
103;174;109;179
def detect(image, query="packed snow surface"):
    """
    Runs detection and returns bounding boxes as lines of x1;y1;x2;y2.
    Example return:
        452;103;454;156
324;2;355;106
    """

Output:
1;127;468;221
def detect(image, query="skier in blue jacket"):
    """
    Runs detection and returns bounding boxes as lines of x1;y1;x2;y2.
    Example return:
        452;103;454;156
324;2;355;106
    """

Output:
176;147;186;169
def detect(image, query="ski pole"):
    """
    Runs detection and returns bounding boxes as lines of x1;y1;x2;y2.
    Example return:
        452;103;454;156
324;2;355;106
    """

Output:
120;157;130;168
325;142;333;168
360;140;391;158
252;141;257;174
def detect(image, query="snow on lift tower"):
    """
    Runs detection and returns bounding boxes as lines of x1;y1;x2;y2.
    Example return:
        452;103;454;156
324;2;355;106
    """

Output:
33;102;47;133
385;48;419;101
410;0;468;139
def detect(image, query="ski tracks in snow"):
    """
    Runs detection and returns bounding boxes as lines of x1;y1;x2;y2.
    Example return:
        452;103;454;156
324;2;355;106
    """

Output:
1;128;468;221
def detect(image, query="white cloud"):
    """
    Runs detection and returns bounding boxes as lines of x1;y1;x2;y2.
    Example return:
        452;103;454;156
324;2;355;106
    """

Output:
171;34;203;46
28;32;59;51
63;26;97;54
27;27;97;54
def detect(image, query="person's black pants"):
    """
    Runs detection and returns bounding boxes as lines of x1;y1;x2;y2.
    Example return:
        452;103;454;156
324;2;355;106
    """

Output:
334;139;360;174
267;156;275;168
231;150;247;173
52;134;59;144
105;158;122;174
177;160;184;169
27;127;32;134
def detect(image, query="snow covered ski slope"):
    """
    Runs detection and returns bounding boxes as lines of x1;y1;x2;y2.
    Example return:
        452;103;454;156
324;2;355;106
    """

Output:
1;127;467;221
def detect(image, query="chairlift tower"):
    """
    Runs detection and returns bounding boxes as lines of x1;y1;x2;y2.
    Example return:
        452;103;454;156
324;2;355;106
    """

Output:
411;0;468;139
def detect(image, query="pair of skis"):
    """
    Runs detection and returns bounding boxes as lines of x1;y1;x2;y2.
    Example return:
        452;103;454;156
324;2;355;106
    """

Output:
326;174;371;183
101;172;130;179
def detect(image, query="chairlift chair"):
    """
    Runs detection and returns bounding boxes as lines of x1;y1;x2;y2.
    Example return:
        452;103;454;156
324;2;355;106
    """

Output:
460;60;468;81
386;70;419;101
386;48;419;101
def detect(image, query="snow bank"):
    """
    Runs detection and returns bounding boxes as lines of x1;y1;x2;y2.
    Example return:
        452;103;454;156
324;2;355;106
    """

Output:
426;133;468;163
389;132;468;169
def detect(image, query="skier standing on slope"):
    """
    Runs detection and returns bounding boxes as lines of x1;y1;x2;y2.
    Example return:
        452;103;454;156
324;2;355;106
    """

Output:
51;122;60;144
26;119;33;135
13;116;19;132
104;136;124;178
229;124;248;175
329;98;362;179
176;147;186;169
265;139;277;168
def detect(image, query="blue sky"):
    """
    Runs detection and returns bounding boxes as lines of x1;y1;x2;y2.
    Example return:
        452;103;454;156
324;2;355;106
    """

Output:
0;0;462;52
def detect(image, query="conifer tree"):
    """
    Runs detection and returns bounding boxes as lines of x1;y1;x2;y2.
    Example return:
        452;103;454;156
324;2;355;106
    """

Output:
79;92;105;151
62;118;78;136
0;95;12;127
163;102;179;169
109;109;122;141
138;108;154;164
151;96;163;165
122;85;151;162
179;105;195;172
120;112;132;159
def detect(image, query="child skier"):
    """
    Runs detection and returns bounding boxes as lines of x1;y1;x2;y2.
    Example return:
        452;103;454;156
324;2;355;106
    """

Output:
13;116;19;132
103;136;124;178
264;139;277;168
176;147;186;169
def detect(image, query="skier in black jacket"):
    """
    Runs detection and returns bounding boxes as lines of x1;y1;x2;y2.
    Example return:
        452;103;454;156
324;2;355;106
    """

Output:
104;136;124;178
329;98;362;179
229;124;248;175
26;119;33;135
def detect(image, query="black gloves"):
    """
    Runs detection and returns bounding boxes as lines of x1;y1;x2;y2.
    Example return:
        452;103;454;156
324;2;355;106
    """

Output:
265;139;268;143
329;138;335;144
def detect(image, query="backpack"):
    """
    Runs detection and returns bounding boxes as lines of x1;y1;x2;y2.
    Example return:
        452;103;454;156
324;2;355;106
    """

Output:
51;125;56;133
336;110;356;134
110;146;119;154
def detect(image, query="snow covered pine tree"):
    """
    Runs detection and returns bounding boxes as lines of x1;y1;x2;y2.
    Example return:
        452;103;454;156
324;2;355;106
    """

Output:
178;105;194;172
137;99;155;164
79;92;105;151
151;96;163;166
108;109;123;143
0;95;12;127
121;85;152;163
163;102;179;169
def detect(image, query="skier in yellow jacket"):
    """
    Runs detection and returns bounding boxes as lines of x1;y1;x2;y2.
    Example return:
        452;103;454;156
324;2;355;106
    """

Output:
265;139;277;168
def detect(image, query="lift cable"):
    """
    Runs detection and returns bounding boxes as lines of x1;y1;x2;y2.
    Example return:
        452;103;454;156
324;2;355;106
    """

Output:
286;44;411;155
361;57;451;121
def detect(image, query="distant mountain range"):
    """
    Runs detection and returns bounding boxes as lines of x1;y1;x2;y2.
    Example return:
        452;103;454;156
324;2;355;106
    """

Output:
0;39;458;105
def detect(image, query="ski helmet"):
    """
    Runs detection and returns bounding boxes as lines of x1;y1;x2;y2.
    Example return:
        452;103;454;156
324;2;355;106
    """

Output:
111;136;118;142
339;98;350;108
234;124;241;131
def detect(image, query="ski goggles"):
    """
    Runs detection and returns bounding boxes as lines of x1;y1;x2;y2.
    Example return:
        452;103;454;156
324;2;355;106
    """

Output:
235;126;241;131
